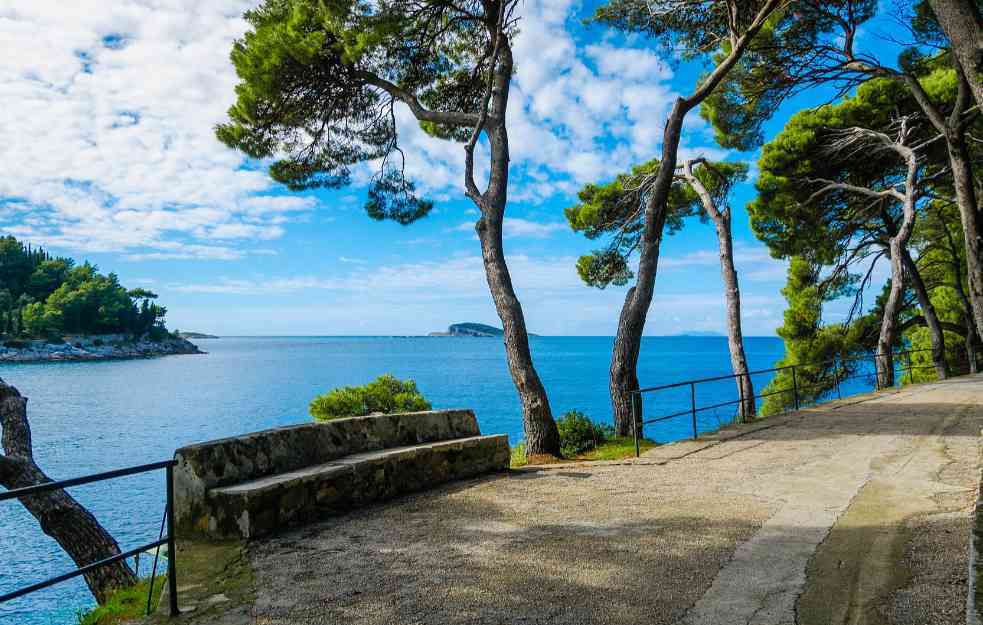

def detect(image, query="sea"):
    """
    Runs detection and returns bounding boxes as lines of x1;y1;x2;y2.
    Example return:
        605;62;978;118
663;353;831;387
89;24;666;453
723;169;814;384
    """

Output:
0;335;816;624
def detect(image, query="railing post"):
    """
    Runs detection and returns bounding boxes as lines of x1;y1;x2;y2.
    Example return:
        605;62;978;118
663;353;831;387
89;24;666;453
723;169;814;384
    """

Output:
834;357;842;400
873;353;880;390
166;463;178;617
904;350;912;383
737;373;745;423
631;393;640;459
690;382;697;440
791;366;799;411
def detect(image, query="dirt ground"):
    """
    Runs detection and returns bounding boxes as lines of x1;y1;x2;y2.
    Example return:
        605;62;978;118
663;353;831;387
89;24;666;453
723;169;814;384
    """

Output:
171;376;983;625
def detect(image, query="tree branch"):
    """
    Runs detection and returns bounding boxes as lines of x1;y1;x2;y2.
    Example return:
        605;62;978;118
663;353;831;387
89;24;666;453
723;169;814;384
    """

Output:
358;72;482;127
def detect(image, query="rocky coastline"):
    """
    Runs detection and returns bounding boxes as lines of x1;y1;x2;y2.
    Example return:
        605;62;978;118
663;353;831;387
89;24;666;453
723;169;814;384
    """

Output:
0;334;204;363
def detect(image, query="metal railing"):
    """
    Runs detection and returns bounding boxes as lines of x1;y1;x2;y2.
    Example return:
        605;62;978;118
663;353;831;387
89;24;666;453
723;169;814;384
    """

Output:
0;459;179;617
630;346;980;457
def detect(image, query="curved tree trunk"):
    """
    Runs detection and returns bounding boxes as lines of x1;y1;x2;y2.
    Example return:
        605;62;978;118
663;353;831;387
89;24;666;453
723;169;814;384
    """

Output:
946;132;983;343
469;44;559;456
928;0;983;111
716;218;755;420
609;100;684;436
680;160;754;421
877;241;905;388
900;249;949;380
0;380;136;603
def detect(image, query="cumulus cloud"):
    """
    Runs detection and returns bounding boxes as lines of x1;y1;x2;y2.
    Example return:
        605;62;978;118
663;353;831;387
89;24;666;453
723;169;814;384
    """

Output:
1;0;729;263
0;0;313;259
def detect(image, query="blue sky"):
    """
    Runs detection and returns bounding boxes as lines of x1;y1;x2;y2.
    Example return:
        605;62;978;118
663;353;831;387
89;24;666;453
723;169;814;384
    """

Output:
0;0;905;336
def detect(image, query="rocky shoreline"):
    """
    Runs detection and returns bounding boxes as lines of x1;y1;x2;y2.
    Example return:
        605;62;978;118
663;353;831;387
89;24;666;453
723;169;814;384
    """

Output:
0;334;204;363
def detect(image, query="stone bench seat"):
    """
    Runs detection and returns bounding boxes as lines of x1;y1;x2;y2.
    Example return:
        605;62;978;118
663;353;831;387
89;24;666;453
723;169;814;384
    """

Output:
173;410;509;539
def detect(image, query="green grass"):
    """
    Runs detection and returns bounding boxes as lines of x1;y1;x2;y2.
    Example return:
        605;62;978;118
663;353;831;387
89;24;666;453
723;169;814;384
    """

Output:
77;576;165;625
574;437;657;461
510;437;657;468
510;442;528;468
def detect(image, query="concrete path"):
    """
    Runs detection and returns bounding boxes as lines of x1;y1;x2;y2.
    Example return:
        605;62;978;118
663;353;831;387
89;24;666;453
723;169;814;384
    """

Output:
202;375;983;625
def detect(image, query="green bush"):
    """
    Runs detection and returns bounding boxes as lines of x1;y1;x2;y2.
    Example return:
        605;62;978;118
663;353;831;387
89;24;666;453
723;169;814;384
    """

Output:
77;576;165;625
310;374;431;421
557;410;612;458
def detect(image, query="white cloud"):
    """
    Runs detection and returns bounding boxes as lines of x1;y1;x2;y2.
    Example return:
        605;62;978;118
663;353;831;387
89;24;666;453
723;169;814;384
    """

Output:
0;0;318;259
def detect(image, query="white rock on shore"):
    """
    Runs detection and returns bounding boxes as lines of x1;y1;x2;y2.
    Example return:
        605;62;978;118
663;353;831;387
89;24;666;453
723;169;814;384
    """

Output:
0;334;203;363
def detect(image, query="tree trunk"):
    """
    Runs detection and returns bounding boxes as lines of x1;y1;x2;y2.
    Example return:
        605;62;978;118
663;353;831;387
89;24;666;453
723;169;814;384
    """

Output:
0;380;136;603
900;249;949;380
877;241;905;388
929;0;983;110
680;160;755;422
715;218;755;420
476;199;559;456
946;131;983;343
470;44;559;457
609;99;686;436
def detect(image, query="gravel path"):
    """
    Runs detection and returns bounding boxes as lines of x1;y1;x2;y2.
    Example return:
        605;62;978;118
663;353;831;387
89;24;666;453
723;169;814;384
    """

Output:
228;376;983;625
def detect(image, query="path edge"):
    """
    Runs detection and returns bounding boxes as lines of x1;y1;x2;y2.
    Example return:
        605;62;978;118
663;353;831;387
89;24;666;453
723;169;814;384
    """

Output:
968;428;983;625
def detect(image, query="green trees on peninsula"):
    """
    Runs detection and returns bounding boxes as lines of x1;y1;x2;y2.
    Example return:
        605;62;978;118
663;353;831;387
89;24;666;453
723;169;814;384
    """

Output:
0;236;167;340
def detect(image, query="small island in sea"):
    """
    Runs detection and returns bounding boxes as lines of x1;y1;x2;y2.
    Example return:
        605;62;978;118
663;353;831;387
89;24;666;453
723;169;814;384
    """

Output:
177;331;220;339
429;322;504;337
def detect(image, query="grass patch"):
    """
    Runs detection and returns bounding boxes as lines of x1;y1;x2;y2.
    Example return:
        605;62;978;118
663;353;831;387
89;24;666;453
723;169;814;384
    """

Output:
573;436;658;461
77;576;165;625
510;437;657;467
510;442;527;468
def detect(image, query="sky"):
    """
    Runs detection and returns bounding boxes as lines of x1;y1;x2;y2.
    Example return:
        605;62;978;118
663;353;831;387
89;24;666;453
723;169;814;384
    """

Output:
0;0;905;336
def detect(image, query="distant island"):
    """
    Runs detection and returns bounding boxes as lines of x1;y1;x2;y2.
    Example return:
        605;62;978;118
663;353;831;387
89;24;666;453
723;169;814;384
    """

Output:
177;331;220;339
429;323;505;337
674;330;724;337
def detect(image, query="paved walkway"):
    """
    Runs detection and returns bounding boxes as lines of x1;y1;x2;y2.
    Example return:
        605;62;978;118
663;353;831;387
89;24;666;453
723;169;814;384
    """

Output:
197;375;983;625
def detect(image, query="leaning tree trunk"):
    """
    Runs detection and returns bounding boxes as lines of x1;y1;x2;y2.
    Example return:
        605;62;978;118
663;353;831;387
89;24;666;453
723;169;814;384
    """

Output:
901;249;949;380
469;44;559;457
680;160;755;421
928;0;983;111
0;380;136;603
715;217;755;420
609;99;685;436
877;241;906;388
946;130;983;344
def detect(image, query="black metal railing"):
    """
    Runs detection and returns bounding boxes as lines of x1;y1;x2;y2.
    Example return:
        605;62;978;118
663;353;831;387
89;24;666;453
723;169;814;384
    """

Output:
0;459;179;617
630;346;980;457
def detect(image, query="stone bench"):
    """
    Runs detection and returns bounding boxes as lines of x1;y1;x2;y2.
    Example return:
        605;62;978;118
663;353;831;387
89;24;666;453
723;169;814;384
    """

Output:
173;409;509;539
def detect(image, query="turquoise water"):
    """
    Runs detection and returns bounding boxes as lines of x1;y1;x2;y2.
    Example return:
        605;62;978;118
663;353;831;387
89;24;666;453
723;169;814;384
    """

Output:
0;335;792;624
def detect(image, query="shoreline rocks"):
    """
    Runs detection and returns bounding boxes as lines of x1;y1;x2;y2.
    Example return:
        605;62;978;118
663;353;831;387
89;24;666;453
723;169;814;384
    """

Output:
0;334;204;363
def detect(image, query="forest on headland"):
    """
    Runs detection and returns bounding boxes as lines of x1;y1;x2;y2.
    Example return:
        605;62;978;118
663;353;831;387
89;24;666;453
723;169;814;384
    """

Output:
0;235;169;341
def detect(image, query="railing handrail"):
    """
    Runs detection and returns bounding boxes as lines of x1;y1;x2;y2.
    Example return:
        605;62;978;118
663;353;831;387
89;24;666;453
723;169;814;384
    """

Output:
0;459;175;502
628;345;977;457
0;460;179;618
633;347;934;394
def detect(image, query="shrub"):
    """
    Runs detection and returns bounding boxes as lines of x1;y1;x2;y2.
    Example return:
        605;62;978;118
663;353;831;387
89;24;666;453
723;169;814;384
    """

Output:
557;410;612;458
310;374;431;421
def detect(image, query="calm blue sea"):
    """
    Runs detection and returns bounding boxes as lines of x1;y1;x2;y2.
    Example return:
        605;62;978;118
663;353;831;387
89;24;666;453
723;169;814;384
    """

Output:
0;335;810;624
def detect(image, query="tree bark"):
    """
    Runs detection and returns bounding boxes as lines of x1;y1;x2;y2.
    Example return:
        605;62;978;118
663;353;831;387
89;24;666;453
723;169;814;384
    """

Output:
900;249;949;380
469;43;560;456
877;240;905;388
928;0;983;111
606;0;784;436
0;379;136;603
680;160;754;421
609;100;683;436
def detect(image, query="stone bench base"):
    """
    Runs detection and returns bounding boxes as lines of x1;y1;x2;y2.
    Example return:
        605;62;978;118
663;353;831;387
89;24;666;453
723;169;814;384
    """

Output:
204;434;509;538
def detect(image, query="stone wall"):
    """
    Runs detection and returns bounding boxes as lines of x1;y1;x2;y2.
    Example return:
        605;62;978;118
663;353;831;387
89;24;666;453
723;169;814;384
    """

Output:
173;409;508;538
